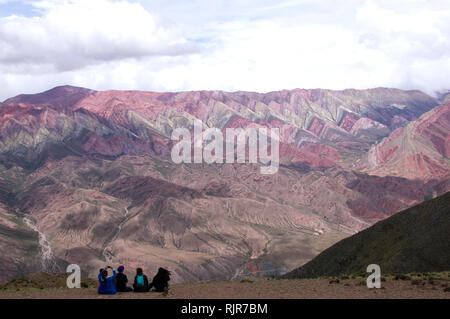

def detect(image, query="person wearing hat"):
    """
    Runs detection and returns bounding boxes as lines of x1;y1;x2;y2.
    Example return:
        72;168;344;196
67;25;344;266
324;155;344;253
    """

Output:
115;265;133;292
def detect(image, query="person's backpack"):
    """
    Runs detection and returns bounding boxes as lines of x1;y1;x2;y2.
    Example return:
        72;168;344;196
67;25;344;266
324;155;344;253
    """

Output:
136;274;145;287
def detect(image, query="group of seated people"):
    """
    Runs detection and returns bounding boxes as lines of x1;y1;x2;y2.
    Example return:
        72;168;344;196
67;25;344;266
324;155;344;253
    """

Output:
98;265;171;295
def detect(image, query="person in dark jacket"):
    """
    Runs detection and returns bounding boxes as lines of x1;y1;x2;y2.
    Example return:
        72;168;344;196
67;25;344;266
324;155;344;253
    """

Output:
98;266;117;295
115;265;132;292
133;268;150;292
150;267;171;292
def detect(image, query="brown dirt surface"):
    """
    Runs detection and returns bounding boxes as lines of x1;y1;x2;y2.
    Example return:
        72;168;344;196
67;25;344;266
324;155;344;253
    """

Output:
1;277;449;299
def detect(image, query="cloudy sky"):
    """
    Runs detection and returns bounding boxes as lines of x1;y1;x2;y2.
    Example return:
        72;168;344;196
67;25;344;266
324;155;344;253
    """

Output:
0;0;449;100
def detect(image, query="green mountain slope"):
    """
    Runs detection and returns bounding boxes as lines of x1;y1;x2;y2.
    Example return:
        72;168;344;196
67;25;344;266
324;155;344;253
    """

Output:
283;192;450;279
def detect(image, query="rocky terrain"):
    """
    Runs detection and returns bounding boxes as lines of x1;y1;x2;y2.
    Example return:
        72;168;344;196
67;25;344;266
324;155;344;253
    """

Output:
0;86;448;284
359;103;450;180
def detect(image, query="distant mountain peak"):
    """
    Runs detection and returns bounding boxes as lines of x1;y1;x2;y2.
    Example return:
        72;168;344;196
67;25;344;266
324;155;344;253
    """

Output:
436;90;450;103
4;85;95;110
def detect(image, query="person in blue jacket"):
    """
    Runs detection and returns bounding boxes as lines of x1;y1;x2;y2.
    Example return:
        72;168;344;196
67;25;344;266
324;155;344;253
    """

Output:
98;266;117;295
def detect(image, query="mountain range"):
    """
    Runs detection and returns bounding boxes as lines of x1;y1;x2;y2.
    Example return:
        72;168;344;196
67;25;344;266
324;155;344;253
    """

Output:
0;86;448;283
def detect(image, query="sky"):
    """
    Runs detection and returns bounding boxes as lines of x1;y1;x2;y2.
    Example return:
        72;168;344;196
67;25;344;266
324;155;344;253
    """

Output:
0;0;449;100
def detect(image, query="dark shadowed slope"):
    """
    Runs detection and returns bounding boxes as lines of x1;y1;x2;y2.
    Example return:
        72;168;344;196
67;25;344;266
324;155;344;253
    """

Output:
283;191;450;279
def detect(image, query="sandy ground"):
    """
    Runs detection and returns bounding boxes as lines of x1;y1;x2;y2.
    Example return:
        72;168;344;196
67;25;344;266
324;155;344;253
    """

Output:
0;278;449;299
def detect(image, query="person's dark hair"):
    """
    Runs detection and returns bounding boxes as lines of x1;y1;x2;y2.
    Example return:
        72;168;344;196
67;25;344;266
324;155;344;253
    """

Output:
157;267;170;276
136;268;143;275
101;269;108;287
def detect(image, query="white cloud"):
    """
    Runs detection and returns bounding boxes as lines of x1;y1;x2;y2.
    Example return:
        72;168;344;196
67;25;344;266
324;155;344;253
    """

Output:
0;0;449;100
0;0;197;70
